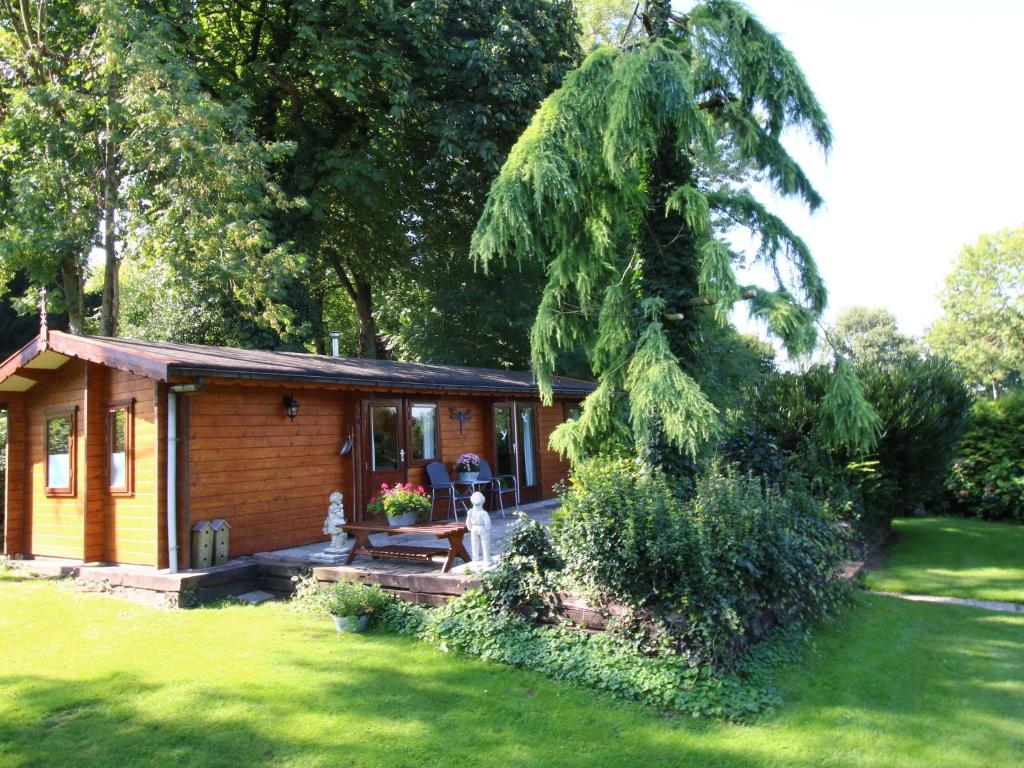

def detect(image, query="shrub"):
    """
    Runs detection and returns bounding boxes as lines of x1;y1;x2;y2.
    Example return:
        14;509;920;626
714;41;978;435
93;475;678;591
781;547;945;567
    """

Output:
481;512;563;612
718;427;786;488
324;581;390;619
947;390;1024;520
858;356;971;517
550;458;850;665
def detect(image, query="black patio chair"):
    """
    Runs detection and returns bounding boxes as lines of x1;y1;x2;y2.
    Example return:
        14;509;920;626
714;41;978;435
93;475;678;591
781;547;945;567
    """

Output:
426;461;471;521
477;458;519;518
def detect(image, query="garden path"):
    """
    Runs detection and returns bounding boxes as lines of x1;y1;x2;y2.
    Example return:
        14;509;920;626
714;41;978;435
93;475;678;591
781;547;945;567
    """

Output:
867;590;1024;614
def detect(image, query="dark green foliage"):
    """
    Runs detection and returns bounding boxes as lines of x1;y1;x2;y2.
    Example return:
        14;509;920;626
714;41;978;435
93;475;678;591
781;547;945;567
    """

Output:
190;0;580;357
947;391;1024;521
858;357;971;517
481;514;563;612
719;427;785;487
383;588;808;720
0;272;55;358
742;354;971;531
551;458;850;665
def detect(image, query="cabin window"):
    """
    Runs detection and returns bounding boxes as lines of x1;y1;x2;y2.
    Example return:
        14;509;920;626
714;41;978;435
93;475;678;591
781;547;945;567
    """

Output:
370;405;400;471
108;400;134;494
408;403;439;464
565;403;582;421
45;409;76;495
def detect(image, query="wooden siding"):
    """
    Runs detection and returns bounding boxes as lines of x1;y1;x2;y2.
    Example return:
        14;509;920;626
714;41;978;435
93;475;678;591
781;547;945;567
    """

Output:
103;370;161;566
538;403;572;495
83;364;106;561
3;393;26;555
25;360;86;558
186;385;356;558
404;396;488;494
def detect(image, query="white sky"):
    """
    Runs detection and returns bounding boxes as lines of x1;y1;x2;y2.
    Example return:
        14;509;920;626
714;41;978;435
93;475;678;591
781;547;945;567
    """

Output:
731;0;1024;338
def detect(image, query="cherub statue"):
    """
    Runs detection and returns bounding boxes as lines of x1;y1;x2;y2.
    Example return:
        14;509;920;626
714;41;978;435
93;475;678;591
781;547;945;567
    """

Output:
464;491;492;567
322;491;351;554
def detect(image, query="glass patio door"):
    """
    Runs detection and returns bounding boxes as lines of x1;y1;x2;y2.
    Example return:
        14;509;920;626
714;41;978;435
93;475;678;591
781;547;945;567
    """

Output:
364;400;406;515
493;402;540;503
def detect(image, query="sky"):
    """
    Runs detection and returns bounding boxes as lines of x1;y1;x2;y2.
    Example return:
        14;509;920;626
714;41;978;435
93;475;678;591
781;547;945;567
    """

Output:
726;0;1024;338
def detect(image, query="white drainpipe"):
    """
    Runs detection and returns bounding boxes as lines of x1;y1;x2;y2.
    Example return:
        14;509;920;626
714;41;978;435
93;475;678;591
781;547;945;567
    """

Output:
167;380;203;573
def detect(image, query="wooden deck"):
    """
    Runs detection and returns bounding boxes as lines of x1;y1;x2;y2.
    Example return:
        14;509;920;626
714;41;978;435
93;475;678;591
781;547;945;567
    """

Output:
6;500;559;607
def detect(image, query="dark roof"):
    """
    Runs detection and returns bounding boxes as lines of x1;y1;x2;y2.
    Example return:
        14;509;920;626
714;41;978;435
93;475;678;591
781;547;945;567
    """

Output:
0;332;594;397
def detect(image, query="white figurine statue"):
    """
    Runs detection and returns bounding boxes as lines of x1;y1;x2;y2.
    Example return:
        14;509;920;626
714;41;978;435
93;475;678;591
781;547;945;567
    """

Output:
322;491;351;554
464;491;492;567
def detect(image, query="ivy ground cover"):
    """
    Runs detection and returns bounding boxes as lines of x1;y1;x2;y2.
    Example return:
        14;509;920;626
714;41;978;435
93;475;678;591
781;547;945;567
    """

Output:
0;575;1021;768
863;516;1024;603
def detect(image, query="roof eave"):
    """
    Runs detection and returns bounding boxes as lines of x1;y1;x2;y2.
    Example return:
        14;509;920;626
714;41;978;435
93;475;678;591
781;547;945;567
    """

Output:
168;365;591;397
0;336;42;388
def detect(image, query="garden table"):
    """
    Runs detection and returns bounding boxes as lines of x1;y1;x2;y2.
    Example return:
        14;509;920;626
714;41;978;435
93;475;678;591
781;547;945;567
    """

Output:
341;519;472;573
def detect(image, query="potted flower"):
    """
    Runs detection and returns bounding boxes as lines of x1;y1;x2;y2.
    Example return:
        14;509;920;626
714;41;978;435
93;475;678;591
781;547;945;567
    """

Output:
325;581;389;633
455;452;481;482
367;482;431;526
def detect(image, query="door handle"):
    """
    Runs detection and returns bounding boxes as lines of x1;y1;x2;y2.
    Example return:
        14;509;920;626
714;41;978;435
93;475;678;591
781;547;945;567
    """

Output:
400;448;406;462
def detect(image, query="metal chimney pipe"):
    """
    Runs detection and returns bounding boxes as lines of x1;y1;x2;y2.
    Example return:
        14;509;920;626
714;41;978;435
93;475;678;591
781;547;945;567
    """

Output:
329;331;341;357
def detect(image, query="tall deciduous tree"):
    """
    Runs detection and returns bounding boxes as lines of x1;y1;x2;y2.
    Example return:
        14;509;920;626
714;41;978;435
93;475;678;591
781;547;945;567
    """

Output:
0;0;293;337
926;227;1024;397
825;306;919;370
193;0;579;358
473;0;880;467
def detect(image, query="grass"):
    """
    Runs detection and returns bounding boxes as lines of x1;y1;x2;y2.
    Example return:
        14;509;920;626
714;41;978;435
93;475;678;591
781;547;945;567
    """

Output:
863;516;1024;603
0;579;1022;767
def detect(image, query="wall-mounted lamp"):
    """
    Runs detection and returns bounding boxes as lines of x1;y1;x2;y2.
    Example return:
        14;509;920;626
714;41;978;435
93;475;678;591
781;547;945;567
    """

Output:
283;394;300;420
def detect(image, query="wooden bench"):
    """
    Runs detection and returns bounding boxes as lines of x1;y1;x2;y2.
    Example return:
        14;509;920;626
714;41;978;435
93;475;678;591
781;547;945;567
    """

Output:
341;519;472;573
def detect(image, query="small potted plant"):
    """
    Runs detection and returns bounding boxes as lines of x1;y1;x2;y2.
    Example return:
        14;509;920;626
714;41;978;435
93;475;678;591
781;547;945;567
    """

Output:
326;581;389;633
367;482;432;526
455;452;481;482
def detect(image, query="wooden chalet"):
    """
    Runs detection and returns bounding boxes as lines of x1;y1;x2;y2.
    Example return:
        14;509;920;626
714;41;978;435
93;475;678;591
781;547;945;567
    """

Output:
0;331;591;571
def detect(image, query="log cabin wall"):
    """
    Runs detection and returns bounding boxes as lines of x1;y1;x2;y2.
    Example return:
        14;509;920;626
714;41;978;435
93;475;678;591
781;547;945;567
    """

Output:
103;369;161;567
185;383;357;558
403;395;488;493
2;392;26;555
25;360;87;559
538;402;572;494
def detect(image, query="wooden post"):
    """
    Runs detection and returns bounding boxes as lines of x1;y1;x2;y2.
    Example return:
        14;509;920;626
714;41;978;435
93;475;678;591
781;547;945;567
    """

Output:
3;394;26;556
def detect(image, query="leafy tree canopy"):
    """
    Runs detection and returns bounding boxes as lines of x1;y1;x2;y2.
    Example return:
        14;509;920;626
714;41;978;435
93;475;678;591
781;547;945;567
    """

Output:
192;0;579;357
824;306;919;370
0;0;292;337
472;0;879;467
926;227;1024;397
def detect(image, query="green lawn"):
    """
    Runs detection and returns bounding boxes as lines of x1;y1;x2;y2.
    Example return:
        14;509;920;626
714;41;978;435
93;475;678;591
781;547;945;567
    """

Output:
863;516;1024;603
0;577;1022;767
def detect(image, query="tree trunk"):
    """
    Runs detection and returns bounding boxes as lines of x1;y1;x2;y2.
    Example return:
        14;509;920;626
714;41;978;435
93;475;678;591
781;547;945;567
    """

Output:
59;258;84;335
326;251;381;359
352;274;379;359
98;70;120;338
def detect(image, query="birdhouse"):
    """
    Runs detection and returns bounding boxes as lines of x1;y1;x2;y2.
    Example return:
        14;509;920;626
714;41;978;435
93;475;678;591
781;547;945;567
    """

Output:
211;518;231;566
190;520;214;569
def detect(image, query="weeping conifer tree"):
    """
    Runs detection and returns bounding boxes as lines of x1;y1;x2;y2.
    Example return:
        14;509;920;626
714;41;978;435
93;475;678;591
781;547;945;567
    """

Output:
471;0;880;467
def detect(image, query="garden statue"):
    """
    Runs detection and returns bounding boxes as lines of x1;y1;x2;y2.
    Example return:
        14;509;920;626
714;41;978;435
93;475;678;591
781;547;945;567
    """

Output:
311;492;351;563
464;491;492;568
